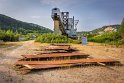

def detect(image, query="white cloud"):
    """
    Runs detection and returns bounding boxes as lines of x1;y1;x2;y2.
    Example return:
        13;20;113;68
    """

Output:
40;0;76;7
0;0;7;1
31;16;41;19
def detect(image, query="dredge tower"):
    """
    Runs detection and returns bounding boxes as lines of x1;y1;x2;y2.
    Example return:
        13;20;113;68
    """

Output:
51;8;79;39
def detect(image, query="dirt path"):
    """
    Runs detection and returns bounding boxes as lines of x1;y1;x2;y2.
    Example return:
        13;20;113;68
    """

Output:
0;41;124;83
0;40;37;83
0;40;34;65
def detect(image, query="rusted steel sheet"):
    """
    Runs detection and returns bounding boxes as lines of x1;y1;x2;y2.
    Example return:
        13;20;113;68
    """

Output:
15;59;119;65
21;53;89;59
50;43;70;46
24;64;74;69
24;62;98;69
47;50;68;53
41;45;76;51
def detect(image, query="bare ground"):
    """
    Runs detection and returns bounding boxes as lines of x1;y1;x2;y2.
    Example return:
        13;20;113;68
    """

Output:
0;40;124;83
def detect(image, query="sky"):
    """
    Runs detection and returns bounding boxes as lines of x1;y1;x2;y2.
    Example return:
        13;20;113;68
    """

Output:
0;0;124;31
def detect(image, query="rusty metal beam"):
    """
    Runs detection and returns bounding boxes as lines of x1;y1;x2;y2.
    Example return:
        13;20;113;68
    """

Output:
15;59;119;65
41;46;70;50
24;64;74;69
50;43;70;46
41;45;78;51
21;53;89;59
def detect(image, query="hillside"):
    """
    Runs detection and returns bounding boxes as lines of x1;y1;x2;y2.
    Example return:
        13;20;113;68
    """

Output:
0;14;53;34
77;24;120;35
91;25;120;33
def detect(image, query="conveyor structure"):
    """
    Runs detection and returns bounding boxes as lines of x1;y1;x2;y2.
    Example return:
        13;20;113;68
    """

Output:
51;8;79;39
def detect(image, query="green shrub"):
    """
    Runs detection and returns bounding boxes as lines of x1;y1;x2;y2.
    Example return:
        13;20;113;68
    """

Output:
119;19;124;38
35;33;80;44
119;38;124;45
88;32;123;45
0;29;19;41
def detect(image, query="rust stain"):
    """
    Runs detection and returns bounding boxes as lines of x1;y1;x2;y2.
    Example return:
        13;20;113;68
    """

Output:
50;43;70;46
25;64;73;69
15;59;119;65
21;53;89;59
41;45;77;51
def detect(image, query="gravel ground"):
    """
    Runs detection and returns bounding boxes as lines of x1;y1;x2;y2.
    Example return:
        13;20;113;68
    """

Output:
0;41;124;83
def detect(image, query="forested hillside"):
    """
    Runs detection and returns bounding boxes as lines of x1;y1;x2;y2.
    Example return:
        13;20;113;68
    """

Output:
0;14;52;34
77;25;120;35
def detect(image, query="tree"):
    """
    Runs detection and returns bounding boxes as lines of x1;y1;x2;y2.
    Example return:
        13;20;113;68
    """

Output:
119;18;124;38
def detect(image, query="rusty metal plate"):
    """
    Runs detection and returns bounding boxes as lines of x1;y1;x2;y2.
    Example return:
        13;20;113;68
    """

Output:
50;43;70;46
21;53;89;59
41;46;70;50
15;59;119;65
24;64;74;69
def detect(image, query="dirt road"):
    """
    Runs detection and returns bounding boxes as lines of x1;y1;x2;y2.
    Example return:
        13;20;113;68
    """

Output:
0;41;124;83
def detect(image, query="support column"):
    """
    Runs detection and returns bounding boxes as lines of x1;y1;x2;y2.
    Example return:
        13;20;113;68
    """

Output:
54;20;61;34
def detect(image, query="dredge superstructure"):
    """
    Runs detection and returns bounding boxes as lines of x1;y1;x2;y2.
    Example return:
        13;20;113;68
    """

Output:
51;8;79;39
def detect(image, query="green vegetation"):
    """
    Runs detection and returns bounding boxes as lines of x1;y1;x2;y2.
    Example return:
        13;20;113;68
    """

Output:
88;32;123;45
91;25;120;34
35;33;81;44
88;19;124;45
77;25;120;35
0;29;19;41
119;19;124;38
77;20;124;46
0;14;53;42
0;14;53;34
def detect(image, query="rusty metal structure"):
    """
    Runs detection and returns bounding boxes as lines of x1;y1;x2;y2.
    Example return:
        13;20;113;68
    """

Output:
21;53;89;59
14;44;121;74
51;8;79;39
40;44;78;53
16;59;119;66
